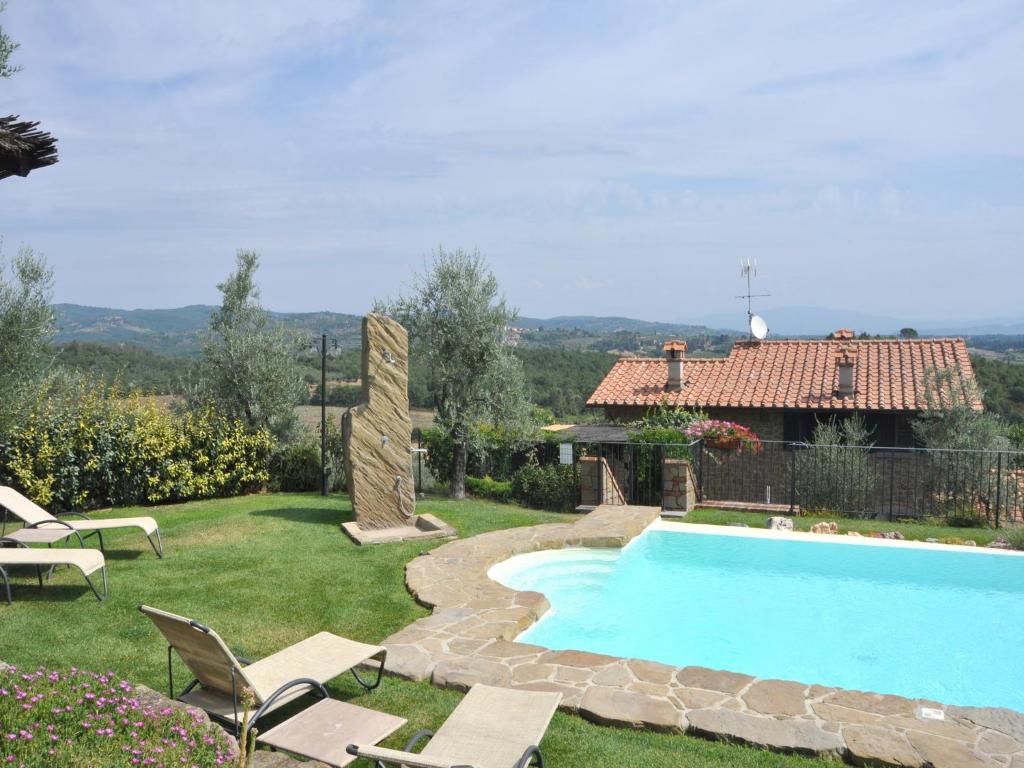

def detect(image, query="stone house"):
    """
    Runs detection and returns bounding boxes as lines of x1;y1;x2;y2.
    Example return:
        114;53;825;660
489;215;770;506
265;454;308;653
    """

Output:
586;329;981;448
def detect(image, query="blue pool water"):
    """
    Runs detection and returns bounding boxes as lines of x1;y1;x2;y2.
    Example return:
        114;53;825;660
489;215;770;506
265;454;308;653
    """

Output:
493;527;1024;711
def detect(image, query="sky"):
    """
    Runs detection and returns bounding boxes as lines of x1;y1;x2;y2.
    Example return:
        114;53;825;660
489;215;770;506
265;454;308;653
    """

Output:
1;1;1022;325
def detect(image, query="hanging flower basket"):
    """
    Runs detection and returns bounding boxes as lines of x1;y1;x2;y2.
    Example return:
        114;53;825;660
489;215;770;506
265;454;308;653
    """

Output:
685;419;762;455
705;435;742;451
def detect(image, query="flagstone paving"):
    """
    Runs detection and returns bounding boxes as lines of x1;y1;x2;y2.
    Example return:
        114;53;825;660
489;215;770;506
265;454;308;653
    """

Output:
381;504;1024;767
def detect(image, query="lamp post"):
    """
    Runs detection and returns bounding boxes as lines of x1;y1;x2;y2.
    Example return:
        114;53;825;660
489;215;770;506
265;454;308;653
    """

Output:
320;333;327;496
305;333;339;496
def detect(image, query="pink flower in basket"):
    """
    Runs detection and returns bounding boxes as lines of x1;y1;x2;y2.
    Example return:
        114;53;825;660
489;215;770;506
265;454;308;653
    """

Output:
684;419;762;453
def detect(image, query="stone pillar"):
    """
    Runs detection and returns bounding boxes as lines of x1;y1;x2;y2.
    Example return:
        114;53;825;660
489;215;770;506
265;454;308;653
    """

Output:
343;314;416;529
662;458;696;514
578;455;626;509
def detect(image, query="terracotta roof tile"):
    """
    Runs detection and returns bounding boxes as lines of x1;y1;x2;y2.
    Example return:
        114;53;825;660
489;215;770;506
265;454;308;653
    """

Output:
587;338;981;412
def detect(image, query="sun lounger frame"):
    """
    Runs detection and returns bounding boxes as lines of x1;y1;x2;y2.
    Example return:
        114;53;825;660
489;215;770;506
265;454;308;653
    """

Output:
0;538;109;604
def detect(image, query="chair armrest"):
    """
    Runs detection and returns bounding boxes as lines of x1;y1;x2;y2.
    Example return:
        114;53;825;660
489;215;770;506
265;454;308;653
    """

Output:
26;519;76;531
249;677;328;731
514;745;543;768
56;511;93;521
345;744;471;768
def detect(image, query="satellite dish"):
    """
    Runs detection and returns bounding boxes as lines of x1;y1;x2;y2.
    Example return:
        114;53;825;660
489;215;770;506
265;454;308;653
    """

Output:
750;314;769;340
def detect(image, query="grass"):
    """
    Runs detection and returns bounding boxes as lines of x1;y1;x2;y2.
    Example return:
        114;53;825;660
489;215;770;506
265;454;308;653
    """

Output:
687;506;1008;544
0;493;835;768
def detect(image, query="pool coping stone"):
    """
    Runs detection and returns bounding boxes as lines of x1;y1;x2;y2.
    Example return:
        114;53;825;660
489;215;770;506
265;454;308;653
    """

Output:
381;504;1024;768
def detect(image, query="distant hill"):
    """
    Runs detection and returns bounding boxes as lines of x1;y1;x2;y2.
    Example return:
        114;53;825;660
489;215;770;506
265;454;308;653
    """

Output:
54;305;739;356
518;315;735;336
53;303;1024;359
55;304;363;356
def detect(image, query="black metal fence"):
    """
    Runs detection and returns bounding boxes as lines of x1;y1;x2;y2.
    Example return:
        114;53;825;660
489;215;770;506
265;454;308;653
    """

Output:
574;441;697;508
572;439;1024;526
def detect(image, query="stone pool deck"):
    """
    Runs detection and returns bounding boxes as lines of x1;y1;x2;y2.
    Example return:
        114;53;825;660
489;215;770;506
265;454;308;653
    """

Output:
381;504;1024;768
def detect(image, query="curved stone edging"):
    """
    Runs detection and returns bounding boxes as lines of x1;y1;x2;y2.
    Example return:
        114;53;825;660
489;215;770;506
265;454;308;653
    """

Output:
381;505;1024;768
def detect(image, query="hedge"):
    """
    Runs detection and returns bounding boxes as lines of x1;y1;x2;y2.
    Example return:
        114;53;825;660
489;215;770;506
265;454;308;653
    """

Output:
510;461;578;511
0;381;272;511
465;475;513;504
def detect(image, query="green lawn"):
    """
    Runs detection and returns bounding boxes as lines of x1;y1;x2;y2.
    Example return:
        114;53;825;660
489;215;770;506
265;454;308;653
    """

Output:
687;506;1007;545
0;493;835;768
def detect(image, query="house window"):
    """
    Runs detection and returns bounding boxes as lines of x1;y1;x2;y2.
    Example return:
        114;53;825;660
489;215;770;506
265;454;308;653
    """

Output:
782;411;816;443
862;413;915;448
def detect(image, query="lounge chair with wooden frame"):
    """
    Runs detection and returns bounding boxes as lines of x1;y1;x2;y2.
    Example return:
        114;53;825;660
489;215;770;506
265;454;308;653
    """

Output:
139;605;387;736
0;486;163;558
346;684;562;768
0;539;109;604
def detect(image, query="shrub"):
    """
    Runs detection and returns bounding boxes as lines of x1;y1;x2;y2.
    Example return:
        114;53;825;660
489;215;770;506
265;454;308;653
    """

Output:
421;427;482;485
421;423;544;487
946;513;988;528
626;427;693;495
465;475;513;504
0;665;234;767
1008;424;1024;453
1001;526;1024;551
630;404;707;430
795;415;876;515
511;461;577;511
270;442;322;491
0;376;272;511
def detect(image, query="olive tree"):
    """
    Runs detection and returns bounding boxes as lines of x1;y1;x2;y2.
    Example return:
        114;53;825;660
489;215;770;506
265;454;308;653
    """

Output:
913;367;1012;522
191;251;305;441
796;414;876;515
377;248;532;498
0;244;54;436
913;367;1006;451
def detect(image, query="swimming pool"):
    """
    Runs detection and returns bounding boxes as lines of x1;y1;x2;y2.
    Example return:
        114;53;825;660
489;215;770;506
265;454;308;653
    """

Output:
490;522;1024;711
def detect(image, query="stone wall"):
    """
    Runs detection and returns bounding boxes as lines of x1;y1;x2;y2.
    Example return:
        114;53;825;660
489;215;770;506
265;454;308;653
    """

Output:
579;455;627;507
662;458;697;513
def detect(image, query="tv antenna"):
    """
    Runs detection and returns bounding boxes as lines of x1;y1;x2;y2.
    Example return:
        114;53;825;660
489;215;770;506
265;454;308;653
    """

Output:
736;258;770;340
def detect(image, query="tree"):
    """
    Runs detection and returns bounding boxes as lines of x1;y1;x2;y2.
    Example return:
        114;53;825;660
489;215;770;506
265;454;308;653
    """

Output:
796;415;876;514
912;367;1006;451
0;2;19;80
191;251;305;441
0;244;54;436
899;327;919;339
377;248;532;498
913;367;1012;522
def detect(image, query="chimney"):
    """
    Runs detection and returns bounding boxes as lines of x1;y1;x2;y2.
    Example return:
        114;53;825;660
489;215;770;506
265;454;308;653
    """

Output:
833;328;855;340
664;340;687;391
835;345;857;397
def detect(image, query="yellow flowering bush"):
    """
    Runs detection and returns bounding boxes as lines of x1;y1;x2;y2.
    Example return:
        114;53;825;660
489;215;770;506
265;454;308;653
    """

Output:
0;378;272;511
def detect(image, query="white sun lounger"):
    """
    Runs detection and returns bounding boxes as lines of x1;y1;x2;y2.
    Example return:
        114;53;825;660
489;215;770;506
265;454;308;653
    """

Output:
139;605;388;736
347;684;562;768
0;541;109;604
0;486;163;557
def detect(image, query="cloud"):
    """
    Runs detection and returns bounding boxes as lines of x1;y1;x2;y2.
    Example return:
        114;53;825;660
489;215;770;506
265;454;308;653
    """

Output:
0;1;1022;320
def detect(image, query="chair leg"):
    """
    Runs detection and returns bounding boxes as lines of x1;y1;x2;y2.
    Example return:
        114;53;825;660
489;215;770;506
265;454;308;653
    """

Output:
0;566;10;606
82;568;107;602
351;650;386;691
148;529;164;558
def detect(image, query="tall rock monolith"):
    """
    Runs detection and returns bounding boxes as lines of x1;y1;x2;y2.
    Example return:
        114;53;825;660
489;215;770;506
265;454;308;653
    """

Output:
341;314;454;545
342;314;417;529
